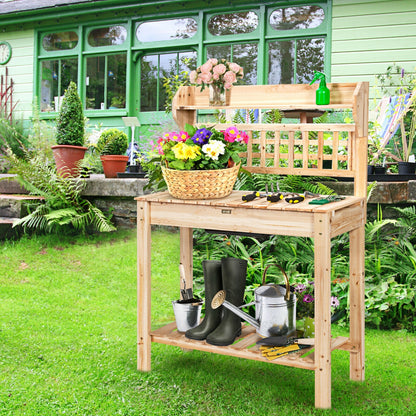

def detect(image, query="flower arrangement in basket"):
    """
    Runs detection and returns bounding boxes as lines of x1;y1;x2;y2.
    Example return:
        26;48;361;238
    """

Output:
189;58;244;105
156;123;249;199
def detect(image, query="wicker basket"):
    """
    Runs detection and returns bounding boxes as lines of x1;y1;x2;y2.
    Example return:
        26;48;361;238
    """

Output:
162;163;240;200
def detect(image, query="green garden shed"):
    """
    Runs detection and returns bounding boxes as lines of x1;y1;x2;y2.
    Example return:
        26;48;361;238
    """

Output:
0;0;415;136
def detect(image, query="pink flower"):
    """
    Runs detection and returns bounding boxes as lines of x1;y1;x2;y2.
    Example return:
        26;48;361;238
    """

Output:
224;82;233;90
200;61;212;73
178;131;189;142
223;71;237;84
208;58;218;65
213;63;226;75
189;70;198;84
236;131;249;144
229;62;241;73
199;72;213;84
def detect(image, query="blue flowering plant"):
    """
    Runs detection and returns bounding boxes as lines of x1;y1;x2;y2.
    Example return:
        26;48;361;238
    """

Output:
155;123;249;170
295;280;340;319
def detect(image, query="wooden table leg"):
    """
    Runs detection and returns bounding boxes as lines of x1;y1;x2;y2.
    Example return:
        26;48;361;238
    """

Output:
314;213;332;409
137;200;151;371
180;227;193;294
349;226;365;381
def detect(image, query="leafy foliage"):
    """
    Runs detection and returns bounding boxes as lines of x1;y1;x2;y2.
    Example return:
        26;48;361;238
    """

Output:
0;117;30;160
56;82;85;146
192;204;416;332
97;128;128;155
7;149;115;234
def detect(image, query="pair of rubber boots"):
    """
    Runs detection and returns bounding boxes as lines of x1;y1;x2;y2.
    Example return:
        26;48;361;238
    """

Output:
185;258;247;346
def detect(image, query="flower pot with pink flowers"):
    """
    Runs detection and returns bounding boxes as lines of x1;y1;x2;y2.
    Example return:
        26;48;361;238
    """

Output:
189;58;244;106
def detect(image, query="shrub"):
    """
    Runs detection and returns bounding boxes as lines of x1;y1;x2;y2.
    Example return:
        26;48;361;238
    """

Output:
56;81;85;146
97;128;128;155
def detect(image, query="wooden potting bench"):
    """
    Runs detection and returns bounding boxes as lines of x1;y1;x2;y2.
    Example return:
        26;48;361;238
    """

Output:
136;82;368;409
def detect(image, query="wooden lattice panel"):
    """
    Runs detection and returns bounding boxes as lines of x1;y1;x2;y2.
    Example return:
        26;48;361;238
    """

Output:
205;122;356;177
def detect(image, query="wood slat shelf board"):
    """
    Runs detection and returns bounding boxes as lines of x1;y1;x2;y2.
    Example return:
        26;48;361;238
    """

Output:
150;323;317;370
196;123;357;132
135;191;363;213
177;104;352;110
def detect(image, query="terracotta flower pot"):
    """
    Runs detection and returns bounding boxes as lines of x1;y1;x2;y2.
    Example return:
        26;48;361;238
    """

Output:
100;155;129;178
51;145;88;177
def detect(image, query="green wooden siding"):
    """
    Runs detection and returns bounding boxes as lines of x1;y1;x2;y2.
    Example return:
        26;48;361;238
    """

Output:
0;29;34;119
332;0;416;84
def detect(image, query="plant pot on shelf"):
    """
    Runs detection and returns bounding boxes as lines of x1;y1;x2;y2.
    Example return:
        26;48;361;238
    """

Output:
51;145;88;177
373;165;386;174
398;161;416;175
100;155;129;178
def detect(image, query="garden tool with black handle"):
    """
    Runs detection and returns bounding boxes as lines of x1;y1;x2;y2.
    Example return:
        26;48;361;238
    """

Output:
206;257;247;346
241;190;268;202
185;260;223;341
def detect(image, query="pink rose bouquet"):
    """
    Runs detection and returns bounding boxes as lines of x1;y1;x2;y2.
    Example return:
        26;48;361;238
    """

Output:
189;58;244;93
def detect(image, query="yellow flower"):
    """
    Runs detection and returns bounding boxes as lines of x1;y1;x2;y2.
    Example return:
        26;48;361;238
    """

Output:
172;142;200;160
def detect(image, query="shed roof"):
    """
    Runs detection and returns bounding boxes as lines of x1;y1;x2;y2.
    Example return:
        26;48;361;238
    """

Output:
0;0;93;14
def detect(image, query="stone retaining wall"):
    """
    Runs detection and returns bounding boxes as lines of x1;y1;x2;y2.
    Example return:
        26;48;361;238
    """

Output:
2;174;416;228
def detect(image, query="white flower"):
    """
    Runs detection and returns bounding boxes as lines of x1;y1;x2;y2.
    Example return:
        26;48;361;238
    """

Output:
202;140;225;160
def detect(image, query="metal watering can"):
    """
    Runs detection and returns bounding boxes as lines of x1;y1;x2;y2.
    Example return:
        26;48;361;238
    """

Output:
212;264;296;337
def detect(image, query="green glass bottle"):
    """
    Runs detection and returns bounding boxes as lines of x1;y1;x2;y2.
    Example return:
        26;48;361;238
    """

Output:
309;71;330;105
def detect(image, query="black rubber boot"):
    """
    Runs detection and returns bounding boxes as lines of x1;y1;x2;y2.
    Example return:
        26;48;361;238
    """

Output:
185;260;222;341
206;257;247;346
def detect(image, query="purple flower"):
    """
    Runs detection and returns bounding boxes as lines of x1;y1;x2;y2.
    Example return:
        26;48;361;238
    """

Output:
401;68;405;78
191;128;212;145
295;284;306;293
303;294;314;303
331;296;340;308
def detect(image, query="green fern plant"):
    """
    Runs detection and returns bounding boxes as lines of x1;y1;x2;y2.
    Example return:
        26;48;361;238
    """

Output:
7;149;115;234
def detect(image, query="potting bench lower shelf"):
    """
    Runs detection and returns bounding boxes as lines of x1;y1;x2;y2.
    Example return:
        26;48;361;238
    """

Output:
151;322;352;371
136;190;366;409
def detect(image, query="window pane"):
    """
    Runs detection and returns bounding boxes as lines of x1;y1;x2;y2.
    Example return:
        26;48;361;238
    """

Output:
40;58;77;112
268;41;295;84
88;26;127;47
86;56;105;109
296;38;325;83
42;31;78;51
270;6;325;30
140;51;196;112
232;43;257;85
140;55;158;112
107;54;127;109
208;12;258;36
207;43;257;85
137;18;197;42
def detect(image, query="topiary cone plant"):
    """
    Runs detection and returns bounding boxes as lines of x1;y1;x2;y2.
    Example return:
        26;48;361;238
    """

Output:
97;128;129;178
51;81;87;177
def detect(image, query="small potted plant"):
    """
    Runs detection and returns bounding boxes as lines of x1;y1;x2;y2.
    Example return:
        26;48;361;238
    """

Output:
51;81;87;177
97;128;129;178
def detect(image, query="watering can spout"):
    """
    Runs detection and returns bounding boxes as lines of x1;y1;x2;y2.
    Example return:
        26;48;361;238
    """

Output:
212;290;260;330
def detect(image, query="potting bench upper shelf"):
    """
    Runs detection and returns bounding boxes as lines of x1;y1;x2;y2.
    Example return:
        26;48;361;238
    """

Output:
136;82;368;409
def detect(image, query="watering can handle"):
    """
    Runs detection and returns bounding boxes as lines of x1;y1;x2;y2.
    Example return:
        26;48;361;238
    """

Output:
262;264;291;301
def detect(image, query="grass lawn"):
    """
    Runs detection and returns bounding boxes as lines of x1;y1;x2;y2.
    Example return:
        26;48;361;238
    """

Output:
0;229;415;415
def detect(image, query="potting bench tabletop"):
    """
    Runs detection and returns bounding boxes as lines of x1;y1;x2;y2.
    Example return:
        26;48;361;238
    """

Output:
136;82;368;409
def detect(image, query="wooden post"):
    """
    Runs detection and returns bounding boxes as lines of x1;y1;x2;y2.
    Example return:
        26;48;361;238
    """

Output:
349;225;366;381
314;212;332;409
137;200;152;371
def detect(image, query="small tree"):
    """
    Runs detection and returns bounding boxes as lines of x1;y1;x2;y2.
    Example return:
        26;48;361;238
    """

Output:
56;81;85;146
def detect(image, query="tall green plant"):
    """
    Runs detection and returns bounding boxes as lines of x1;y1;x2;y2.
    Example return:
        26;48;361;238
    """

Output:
56;82;85;146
